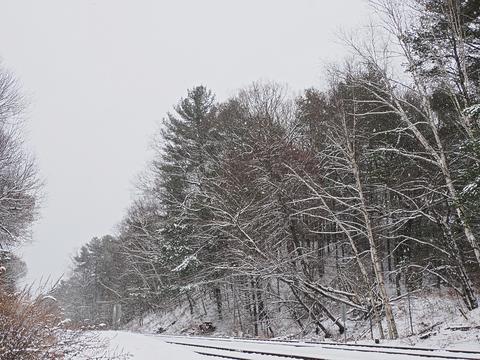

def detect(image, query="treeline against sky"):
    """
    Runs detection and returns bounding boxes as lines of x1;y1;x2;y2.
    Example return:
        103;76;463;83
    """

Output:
55;0;480;340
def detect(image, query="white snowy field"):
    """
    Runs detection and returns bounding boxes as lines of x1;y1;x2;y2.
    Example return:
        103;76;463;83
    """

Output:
87;331;480;360
156;335;480;360
87;331;207;359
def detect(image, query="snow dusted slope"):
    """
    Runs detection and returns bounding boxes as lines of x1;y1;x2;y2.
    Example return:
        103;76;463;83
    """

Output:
126;290;480;350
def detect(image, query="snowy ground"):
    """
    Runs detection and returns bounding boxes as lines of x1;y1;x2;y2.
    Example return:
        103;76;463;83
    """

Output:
90;331;206;359
115;287;480;359
89;331;480;359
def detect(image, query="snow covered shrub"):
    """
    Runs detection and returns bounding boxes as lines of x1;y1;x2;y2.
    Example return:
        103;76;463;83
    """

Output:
0;290;63;359
0;289;117;359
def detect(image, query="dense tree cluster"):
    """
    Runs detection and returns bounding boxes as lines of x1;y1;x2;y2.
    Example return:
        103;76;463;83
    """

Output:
56;0;480;339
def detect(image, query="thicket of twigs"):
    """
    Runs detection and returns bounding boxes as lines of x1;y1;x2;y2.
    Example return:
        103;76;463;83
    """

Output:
0;287;124;359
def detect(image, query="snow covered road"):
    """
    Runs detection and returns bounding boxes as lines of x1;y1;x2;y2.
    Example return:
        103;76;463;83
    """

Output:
100;331;206;359
99;332;480;360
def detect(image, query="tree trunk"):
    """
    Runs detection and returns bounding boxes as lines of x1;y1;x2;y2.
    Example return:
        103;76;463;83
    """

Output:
214;286;223;320
347;118;398;339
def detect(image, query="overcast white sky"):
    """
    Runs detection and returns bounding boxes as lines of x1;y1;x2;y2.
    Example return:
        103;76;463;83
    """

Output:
0;0;370;284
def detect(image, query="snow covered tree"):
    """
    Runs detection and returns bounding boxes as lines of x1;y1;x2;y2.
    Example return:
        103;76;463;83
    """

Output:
0;66;40;249
405;0;480;105
152;86;217;279
0;250;26;293
54;235;130;327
